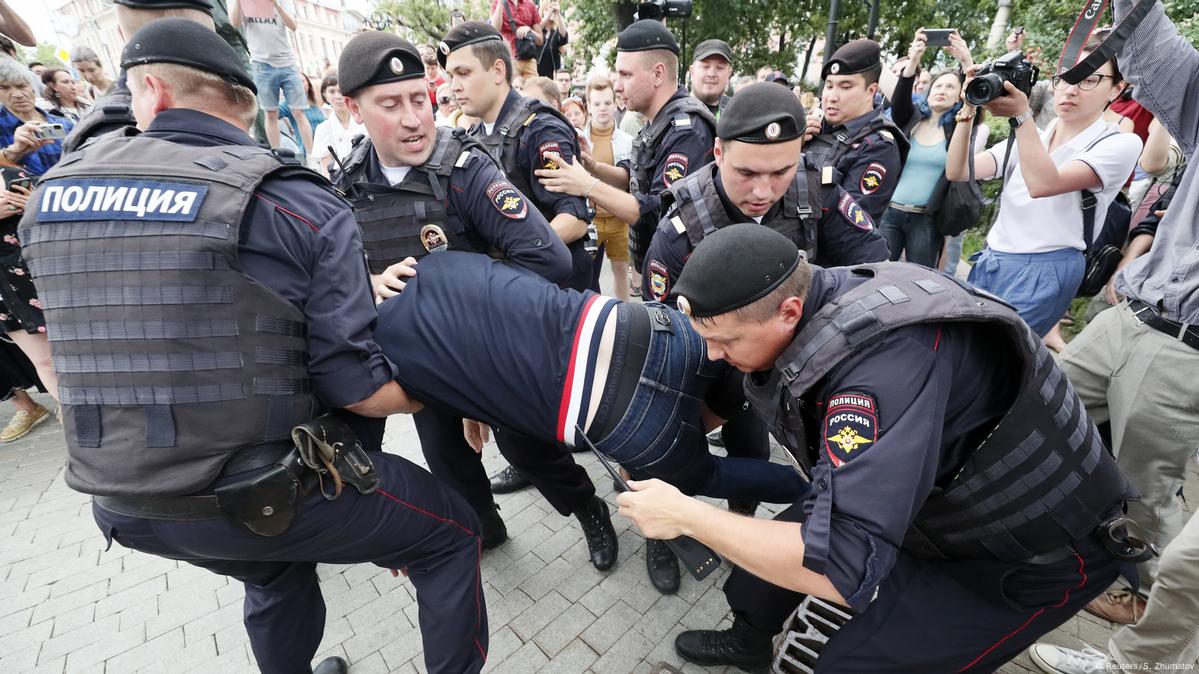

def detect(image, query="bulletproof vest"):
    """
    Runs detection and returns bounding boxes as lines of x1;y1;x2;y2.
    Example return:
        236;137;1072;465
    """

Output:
628;94;716;267
61;86;134;154
474;95;574;217
19;134;321;497
337;127;481;274
745;264;1137;564
803;113;909;186
662;164;822;263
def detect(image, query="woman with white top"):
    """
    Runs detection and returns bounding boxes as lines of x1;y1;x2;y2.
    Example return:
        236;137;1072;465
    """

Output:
310;73;365;176
946;34;1142;336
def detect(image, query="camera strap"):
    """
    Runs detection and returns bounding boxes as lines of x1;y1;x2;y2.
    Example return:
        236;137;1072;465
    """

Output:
1057;0;1157;84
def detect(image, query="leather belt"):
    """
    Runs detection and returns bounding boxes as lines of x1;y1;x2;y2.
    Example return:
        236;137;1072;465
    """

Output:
94;443;308;522
1129;300;1199;352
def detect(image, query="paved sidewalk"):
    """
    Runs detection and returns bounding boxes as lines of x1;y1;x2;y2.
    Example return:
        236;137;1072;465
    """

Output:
1;391;1193;673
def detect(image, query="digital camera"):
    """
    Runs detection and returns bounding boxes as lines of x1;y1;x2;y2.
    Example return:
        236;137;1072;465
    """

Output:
965;51;1039;106
636;0;693;20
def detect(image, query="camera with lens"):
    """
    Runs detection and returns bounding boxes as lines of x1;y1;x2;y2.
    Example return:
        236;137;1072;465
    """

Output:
636;0;693;20
965;50;1039;106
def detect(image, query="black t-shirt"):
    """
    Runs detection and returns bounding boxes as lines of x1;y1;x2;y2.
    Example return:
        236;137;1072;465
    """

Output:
536;28;568;78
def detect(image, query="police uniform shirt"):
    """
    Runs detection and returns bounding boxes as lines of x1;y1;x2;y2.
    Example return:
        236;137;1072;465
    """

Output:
619;86;716;219
342;137;572;285
485;89;591;224
813;106;903;223
783;267;1019;610
141;109;397;407
641;165;889;302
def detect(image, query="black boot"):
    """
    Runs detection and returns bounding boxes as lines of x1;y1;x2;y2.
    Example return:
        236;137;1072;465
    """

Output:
675;615;774;673
728;499;759;517
480;502;508;550
489;464;532;494
706;429;725;448
574;496;618;570
645;538;680;594
312;656;349;674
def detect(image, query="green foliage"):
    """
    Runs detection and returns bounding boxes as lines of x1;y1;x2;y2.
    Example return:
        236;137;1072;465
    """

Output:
374;0;491;46
18;44;66;69
1013;0;1199;64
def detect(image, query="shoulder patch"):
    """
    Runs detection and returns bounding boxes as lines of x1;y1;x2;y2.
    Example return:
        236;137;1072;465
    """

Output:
539;141;561;170
662;153;689;187
671;115;692;128
35;178;208;223
523;112;537;127
455;150;472;168
671;215;686;234
837;193;874;231
647;259;670;301
823;392;877;468
879;130;895;143
859;162;887;195
485;180;528;220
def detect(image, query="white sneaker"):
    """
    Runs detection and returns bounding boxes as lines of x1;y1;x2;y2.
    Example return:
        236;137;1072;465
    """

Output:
1028;643;1109;673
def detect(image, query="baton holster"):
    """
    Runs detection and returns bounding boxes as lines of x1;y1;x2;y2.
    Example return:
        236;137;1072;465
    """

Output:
215;450;309;537
1096;515;1158;563
292;412;380;499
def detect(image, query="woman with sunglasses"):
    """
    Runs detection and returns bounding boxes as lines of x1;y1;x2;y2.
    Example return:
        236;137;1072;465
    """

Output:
946;34;1142;337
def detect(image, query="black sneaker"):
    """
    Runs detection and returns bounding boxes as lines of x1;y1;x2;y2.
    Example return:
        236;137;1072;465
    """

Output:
574;496;618;570
645;538;680;594
312;656;349;674
728;499;759;517
489;464;532;494
480;503;508;550
675;617;774;672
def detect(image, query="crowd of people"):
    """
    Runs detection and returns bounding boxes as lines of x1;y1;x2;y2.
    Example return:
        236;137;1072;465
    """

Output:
0;0;1196;672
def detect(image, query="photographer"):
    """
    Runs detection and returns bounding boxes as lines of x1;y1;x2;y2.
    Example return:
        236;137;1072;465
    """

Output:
490;0;544;80
882;29;979;268
0;60;74;176
945;35;1141;337
536;0;569;79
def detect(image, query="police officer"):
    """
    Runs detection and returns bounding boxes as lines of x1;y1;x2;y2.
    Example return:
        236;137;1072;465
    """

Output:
438;21;595;292
22;20;487;674
332;31;619;571
689;39;733;118
617;225;1145;672
805;39;908;224
637;82;889;595
60;0;227;153
534;20;716;279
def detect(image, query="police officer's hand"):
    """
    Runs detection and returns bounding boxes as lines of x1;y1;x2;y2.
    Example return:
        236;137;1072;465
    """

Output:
373;257;419;301
616;478;697;540
462;419;491;453
803;110;823;142
535;151;592;197
981;80;1031;119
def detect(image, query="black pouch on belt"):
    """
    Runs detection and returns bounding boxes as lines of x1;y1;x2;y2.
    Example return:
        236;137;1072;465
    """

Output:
215;459;302;537
292;412;380;500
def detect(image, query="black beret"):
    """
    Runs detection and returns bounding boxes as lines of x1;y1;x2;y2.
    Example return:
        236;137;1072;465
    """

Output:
693;39;732;63
437;21;503;69
717;82;805;143
338;32;424;98
672;224;802;319
113;0;213;13
120;17;255;93
822;38;881;79
616;20;680;55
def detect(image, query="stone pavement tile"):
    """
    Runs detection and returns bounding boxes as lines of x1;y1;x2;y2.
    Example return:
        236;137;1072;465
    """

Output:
531;602;597;656
323;570;383;621
633;594;692;643
95;574;167;618
545;638;600;673
552;556;603;602
41;556;124;599
116;593;160;632
0;643;38;672
0;606;31;637
184;642;254;673
580;599;641;653
30;579;107;625
529;520;584;564
181;599;243;646
342;610;416;663
50;602;95;636
214;619;251;655
509;589;570;641
497;520;554;561
591;625;655;674
313;643;350;673
480;546;517;584
345;650;391;674
103;625;186;672
488;640;548;674
132;635;220;673
347;582;417;634
378;619;426;670
481;625;522;671
578;574;623;615
63;621;145;670
216;578;246;607
484;587;534;629
108;551;176;594
0;617;52;661
489;551;548;597
144;581;221;640
679;583;734;631
516;556;575;601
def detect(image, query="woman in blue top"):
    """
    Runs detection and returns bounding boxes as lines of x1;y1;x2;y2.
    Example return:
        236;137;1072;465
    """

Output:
881;30;977;267
0;60;74;177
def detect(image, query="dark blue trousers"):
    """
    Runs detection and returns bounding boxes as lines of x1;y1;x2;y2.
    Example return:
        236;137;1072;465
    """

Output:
414;405;595;517
725;503;1123;673
92;452;487;674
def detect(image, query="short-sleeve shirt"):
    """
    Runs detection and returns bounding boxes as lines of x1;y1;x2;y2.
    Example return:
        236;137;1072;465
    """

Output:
490;0;541;58
985;118;1142;254
239;0;297;67
309;116;365;170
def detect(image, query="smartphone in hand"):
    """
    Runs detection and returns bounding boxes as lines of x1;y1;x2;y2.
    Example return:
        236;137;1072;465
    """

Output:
924;29;956;47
